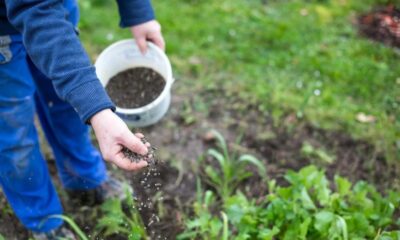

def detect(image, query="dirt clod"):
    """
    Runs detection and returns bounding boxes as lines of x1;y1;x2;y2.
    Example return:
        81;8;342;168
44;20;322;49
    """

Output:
106;67;166;108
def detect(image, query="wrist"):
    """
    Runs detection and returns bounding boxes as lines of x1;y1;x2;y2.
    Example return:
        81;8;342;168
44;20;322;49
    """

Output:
90;108;113;126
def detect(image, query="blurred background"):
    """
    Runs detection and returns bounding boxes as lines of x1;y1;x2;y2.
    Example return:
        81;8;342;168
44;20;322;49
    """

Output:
80;0;399;161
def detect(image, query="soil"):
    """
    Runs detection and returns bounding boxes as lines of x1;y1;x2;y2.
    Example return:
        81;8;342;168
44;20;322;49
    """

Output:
358;4;400;48
122;137;158;165
0;86;398;239
106;67;166;108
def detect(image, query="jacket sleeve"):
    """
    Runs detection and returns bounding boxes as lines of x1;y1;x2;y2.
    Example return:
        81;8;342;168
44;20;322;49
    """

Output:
5;0;115;123
116;0;155;27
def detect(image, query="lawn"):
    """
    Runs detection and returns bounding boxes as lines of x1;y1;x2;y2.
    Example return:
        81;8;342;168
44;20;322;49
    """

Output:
79;0;399;161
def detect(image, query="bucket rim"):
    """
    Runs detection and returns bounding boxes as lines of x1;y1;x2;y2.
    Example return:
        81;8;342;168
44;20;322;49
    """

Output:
95;39;174;115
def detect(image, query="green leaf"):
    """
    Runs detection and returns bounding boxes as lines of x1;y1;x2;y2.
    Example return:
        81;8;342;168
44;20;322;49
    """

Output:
46;215;89;240
209;129;229;157
221;212;229;240
205;165;222;186
314;211;335;233
207;148;226;170
204;190;215;207
238;154;267;179
335;175;352;196
301;142;334;164
258;226;280;240
378;231;400;240
209;218;223;238
300;187;316;210
299;217;312;239
336;215;348;240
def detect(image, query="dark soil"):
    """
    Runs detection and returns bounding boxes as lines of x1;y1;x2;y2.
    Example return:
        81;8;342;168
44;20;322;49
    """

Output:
106;67;166;108
0;195;29;240
358;4;400;48
122;137;158;166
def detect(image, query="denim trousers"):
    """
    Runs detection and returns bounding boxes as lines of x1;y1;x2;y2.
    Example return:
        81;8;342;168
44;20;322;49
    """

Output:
0;0;108;233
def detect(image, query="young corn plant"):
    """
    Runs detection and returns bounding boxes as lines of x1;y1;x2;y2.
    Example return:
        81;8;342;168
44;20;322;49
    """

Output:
199;129;267;201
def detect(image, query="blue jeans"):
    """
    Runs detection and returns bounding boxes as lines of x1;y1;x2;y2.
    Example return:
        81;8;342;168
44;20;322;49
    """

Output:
0;1;107;233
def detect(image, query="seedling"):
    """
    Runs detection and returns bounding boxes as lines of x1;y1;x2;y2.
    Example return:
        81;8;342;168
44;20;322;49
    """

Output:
181;166;400;239
96;187;148;240
199;129;267;201
178;187;226;239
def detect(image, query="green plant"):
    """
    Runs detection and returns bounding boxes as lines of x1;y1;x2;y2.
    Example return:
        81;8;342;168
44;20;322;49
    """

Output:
179;179;231;240
260;166;400;239
199;129;267;201
40;187;148;240
181;165;400;239
44;215;89;240
301;141;335;164
96;188;148;240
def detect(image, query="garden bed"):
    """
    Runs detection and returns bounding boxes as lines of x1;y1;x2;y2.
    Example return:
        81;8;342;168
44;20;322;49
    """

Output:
0;88;398;239
125;88;399;239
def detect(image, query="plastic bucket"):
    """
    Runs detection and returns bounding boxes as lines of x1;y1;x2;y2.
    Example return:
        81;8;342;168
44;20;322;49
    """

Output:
95;39;174;127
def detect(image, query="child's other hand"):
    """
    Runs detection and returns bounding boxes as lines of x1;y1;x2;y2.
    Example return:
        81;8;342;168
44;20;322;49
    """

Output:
130;20;165;54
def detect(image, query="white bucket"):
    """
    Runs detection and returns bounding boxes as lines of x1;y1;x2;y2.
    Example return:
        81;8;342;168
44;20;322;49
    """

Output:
95;39;174;127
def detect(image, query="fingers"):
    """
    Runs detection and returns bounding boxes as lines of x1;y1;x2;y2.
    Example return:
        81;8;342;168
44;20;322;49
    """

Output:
134;132;151;148
149;32;165;51
135;133;144;138
113;152;148;171
136;37;148;55
120;131;148;155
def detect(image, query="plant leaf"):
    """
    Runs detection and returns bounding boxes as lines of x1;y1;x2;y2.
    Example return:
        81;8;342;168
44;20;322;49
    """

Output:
208;148;226;170
47;215;89;240
238;154;267;179
221;211;229;240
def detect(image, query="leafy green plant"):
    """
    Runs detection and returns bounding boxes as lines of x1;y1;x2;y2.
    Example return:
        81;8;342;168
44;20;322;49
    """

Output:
199;129;267;201
96;188;148;240
181;165;400;239
178;187;228;239
40;186;148;240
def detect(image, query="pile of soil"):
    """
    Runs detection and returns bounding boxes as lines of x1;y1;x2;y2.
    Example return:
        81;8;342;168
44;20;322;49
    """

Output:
358;4;400;47
106;67;166;108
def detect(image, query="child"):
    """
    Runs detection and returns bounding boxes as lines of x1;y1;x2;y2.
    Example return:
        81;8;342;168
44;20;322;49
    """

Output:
0;0;165;239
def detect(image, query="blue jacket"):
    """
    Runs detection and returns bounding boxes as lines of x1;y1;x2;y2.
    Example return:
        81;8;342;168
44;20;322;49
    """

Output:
0;0;155;122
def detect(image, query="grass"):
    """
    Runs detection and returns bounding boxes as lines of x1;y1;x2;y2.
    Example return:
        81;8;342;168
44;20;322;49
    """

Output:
78;0;399;161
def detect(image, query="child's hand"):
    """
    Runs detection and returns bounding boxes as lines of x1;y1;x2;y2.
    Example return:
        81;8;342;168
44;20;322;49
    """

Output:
90;109;149;171
130;20;165;54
